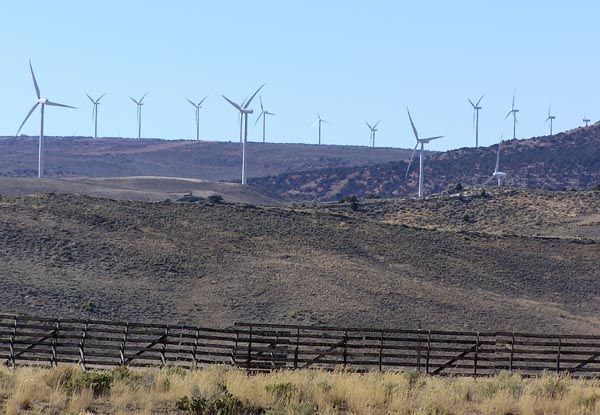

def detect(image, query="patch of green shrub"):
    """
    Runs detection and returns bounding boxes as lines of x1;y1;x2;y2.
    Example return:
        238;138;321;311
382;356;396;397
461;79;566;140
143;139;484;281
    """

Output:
63;370;113;396
208;194;224;204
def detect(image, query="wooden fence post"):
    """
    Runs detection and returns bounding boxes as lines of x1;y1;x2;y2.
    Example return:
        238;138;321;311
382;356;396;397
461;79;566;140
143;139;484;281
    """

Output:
416;324;422;373
343;330;348;367
161;325;169;367
192;328;199;369
79;322;88;370
293;328;300;369
556;336;561;374
426;330;431;375
50;320;60;367
119;324;129;366
247;325;253;373
509;332;515;372
378;331;384;372
8;317;17;368
474;332;480;377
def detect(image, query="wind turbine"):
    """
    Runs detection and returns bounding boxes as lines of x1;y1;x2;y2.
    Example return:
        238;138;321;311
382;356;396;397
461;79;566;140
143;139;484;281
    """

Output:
505;92;519;139
186;96;207;141
254;96;275;143
404;108;444;199
312;114;329;145
545;104;556;136
365;121;380;147
483;135;507;187
86;93;106;139
468;94;484;147
16;60;76;179
222;84;265;185
583;114;591;127
130;93;147;139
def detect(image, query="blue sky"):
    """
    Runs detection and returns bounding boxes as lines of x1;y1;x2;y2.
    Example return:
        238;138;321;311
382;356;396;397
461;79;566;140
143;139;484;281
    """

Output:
1;1;598;151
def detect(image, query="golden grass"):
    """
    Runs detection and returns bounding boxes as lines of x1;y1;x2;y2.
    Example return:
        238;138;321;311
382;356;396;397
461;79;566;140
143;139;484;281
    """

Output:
1;365;600;414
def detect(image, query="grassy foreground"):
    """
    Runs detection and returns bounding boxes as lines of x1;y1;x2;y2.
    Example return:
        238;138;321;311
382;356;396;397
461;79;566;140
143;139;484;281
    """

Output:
1;366;600;414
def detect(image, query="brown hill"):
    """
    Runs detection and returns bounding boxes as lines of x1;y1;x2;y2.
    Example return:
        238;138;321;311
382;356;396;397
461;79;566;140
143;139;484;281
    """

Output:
0;176;282;205
0;136;412;181
250;123;600;201
0;190;598;334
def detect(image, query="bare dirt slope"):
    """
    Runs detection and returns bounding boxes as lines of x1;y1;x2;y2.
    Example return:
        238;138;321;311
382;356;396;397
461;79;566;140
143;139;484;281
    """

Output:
0;136;413;181
0;191;598;334
0;176;282;205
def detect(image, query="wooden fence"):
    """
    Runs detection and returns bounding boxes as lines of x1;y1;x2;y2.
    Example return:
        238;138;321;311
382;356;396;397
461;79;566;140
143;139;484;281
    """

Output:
2;314;600;377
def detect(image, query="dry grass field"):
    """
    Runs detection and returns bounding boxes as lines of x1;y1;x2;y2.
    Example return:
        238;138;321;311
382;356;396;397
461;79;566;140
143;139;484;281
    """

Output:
1;365;600;414
0;189;599;333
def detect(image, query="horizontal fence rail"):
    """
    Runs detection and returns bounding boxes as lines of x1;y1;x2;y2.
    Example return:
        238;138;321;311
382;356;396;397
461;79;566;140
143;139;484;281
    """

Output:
2;314;600;377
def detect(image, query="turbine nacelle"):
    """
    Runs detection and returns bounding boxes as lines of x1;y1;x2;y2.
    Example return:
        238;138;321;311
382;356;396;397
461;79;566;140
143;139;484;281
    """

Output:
38;98;48;104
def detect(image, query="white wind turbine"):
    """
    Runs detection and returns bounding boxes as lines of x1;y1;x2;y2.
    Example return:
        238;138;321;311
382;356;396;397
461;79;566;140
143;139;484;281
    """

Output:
505;92;519;139
222;84;265;185
583;113;591;127
187;96;207;141
130;93;147;139
545;104;556;136
365;121;380;147
86;93;106;139
254;96;275;143
405;108;444;199
468;94;484;147
312;114;329;145
483;135;507;187
16;60;76;178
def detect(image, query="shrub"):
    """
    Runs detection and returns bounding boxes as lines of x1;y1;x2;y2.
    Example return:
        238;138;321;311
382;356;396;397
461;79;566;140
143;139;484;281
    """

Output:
63;370;113;396
338;195;358;204
208;194;224;204
265;382;296;405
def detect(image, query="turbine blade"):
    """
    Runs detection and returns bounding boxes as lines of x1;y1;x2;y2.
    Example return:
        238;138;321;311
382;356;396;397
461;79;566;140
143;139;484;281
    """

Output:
130;97;139;105
482;175;494;186
29;60;41;99
468;98;475;108
425;136;444;141
512;91;516;110
405;143;419;180
260;95;264;113
97;93;106;102
505;110;513;120
198;96;208;107
187;99;196;107
45;100;76;109
266;111;275;116
373;120;380;128
365;121;373;130
476;93;485;106
16;103;39;135
254;112;264;127
406;108;419;140
243;84;265;109
86;93;95;103
222;95;242;111
139;92;148;103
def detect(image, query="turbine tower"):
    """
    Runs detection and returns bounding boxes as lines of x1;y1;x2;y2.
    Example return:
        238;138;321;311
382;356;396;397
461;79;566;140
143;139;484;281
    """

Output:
483;135;507;187
130;93;147;139
312;114;329;145
186;97;207;141
222;84;265;185
545;104;556;136
254;96;275;143
365;121;380;147
405;108;444;199
505;92;519;139
16;60;76;178
468;94;484;147
86;93;106;139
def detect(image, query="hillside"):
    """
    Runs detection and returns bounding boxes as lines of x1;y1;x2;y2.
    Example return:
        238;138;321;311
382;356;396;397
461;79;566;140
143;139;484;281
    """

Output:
0;136;412;181
0;191;598;334
250;123;600;201
0;176;282;205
